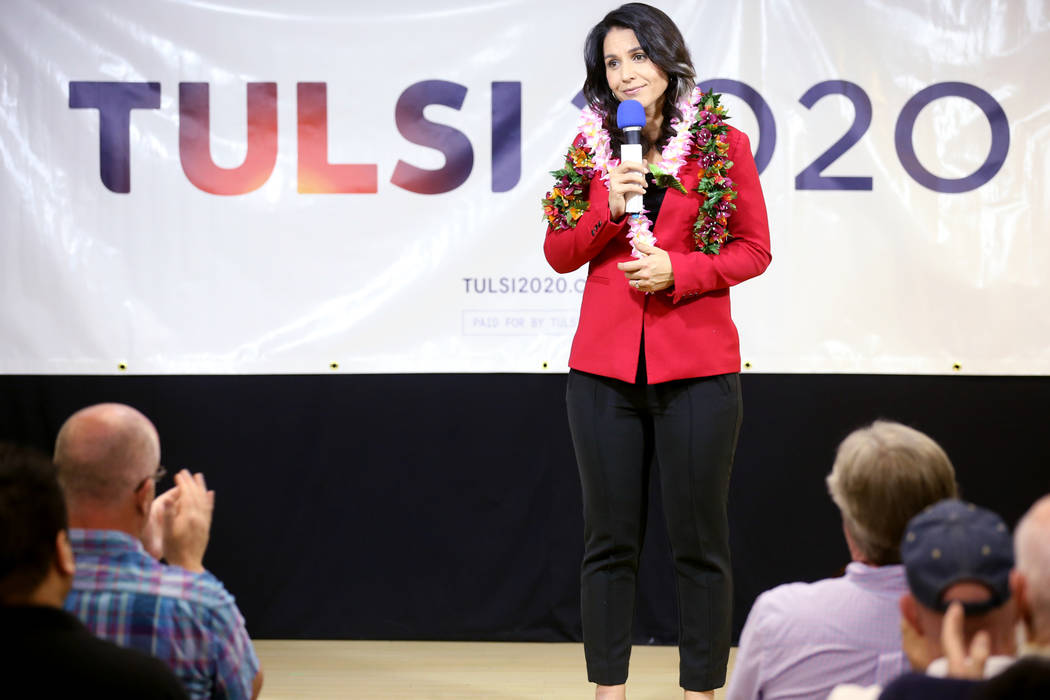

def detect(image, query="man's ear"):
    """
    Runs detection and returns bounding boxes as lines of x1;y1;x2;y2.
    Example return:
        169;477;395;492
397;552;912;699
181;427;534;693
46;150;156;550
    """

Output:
55;529;75;578
134;479;153;518
1011;569;1031;628
900;593;924;636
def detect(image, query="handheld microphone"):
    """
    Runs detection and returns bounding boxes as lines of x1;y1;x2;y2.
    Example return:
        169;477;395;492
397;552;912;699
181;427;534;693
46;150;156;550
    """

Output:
616;99;646;215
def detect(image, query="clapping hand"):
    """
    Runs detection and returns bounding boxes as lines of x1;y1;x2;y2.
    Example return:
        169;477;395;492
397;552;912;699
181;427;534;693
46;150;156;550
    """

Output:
148;470;215;574
143;484;180;560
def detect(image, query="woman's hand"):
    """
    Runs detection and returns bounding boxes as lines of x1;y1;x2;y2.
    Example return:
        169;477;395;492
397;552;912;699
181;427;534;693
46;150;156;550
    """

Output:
607;161;647;221
618;239;674;292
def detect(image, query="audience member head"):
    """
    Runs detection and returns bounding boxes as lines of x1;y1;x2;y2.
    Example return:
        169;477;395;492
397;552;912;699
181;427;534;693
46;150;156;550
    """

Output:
0;443;76;606
899;499;1018;664
1012;494;1050;646
826;420;958;566
53;403;162;537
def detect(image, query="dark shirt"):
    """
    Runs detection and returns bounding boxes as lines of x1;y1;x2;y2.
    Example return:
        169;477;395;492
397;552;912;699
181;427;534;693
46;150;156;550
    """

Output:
643;172;667;221
977;657;1050;699
879;672;979;699
879;657;1050;700
0;604;189;699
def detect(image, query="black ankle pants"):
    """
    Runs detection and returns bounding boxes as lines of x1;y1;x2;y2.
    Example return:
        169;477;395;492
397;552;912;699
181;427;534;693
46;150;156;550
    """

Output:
566;369;742;691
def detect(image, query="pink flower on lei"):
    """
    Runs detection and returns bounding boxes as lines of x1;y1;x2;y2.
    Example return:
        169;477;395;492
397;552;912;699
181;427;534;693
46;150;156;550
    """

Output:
577;87;707;256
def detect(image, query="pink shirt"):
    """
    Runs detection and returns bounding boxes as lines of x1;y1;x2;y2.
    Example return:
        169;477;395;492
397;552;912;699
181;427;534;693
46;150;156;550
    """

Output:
727;563;908;700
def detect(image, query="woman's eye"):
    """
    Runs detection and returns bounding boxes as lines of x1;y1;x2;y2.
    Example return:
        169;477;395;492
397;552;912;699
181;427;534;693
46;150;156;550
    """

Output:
632;53;647;62
607;60;619;69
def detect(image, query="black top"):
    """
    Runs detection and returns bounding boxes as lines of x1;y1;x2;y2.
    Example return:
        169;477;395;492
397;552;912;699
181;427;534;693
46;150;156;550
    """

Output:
0;604;189;699
643;172;667;221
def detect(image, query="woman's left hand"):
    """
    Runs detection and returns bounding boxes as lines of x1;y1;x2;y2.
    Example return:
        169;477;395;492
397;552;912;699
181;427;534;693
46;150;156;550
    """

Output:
617;239;674;292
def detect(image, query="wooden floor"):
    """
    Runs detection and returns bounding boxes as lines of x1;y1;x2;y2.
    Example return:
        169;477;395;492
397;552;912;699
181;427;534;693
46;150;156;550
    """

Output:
255;641;736;699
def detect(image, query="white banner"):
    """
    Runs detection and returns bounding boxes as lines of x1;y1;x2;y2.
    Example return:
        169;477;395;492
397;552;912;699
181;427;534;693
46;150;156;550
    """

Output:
2;0;1048;375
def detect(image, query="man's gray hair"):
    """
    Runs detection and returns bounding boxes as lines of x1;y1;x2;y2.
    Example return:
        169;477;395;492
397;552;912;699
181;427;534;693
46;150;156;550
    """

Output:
826;420;958;565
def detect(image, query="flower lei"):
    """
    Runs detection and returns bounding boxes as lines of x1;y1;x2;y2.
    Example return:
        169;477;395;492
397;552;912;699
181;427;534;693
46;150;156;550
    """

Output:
542;87;737;255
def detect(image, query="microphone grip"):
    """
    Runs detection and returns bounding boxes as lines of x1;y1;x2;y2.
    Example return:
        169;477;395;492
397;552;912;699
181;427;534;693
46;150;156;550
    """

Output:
620;143;644;214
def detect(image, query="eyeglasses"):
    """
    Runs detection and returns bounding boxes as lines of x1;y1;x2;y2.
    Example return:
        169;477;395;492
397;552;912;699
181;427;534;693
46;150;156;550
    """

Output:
134;464;168;492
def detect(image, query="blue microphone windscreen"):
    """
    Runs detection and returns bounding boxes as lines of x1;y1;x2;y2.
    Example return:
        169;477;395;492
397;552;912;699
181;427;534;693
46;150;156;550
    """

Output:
616;99;646;129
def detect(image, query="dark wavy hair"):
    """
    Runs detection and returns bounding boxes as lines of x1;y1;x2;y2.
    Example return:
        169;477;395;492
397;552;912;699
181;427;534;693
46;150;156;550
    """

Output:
583;3;696;155
0;443;68;601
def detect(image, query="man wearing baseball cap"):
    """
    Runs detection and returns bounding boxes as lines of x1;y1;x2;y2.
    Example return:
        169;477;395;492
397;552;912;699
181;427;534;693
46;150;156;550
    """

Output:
895;499;1019;678
876;495;1050;698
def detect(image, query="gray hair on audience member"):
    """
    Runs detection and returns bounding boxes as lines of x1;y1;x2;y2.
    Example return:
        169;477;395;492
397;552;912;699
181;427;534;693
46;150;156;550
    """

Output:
1014;495;1050;636
826;420;958;566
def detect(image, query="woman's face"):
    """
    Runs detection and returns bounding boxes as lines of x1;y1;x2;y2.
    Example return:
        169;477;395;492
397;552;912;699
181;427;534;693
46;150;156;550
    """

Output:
602;26;669;117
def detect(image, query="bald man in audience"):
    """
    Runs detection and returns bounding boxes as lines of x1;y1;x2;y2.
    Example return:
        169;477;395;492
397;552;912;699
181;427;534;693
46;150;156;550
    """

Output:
1012;495;1050;655
55;403;262;700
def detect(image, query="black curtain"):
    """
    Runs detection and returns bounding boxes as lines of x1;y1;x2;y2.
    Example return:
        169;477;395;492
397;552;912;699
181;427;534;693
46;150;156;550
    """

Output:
2;373;1048;643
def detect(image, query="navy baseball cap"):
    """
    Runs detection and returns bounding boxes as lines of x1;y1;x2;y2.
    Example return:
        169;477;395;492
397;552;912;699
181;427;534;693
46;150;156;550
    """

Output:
901;499;1013;615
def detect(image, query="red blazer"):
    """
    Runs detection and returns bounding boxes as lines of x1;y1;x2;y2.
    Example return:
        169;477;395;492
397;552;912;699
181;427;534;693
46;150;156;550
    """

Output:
544;125;771;384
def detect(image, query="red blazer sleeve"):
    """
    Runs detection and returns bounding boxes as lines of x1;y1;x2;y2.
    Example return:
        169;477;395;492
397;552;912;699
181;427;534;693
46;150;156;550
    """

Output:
666;127;771;302
543;135;630;274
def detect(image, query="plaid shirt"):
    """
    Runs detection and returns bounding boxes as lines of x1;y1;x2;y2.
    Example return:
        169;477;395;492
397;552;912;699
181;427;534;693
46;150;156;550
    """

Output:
65;529;259;700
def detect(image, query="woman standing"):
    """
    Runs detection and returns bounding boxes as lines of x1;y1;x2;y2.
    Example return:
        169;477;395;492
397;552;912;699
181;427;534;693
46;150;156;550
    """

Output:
542;4;771;699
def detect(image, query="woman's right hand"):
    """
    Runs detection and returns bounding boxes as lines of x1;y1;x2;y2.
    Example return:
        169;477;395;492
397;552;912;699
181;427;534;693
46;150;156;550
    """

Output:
607;161;648;221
